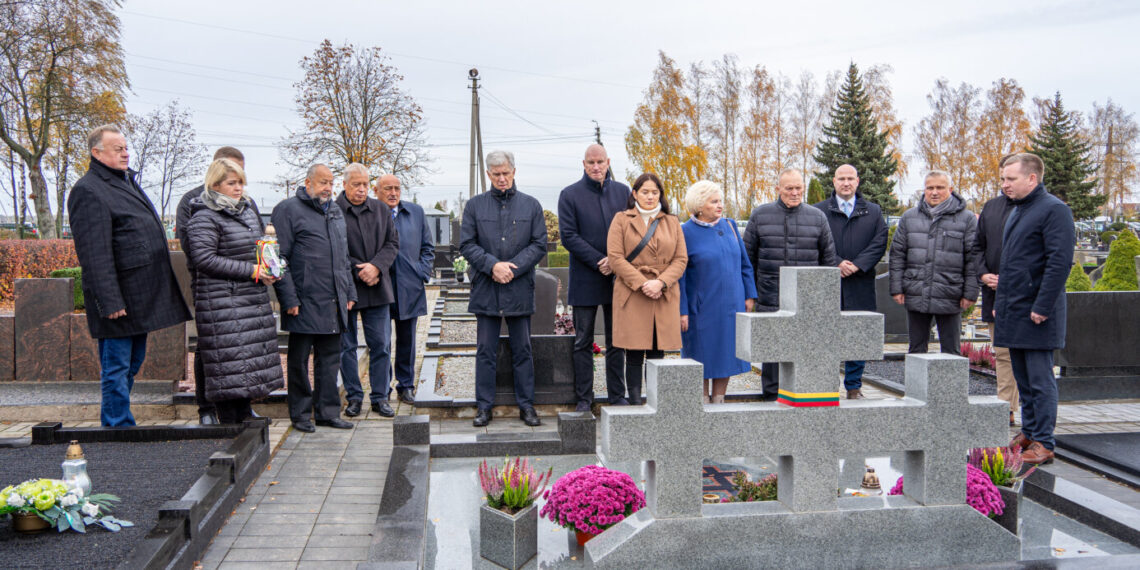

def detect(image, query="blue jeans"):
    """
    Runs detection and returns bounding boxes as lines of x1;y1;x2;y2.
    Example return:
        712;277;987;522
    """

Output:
340;304;392;404
844;361;866;390
98;334;147;427
1010;348;1058;450
475;314;534;410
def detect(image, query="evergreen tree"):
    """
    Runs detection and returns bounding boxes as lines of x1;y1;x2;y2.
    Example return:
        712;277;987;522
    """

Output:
1065;262;1092;292
1028;92;1105;220
1093;228;1139;291
807;177;828;204
814;63;900;213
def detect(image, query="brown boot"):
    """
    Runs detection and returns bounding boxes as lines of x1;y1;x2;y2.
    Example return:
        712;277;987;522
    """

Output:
1010;432;1033;451
847;388;865;400
1022;441;1054;465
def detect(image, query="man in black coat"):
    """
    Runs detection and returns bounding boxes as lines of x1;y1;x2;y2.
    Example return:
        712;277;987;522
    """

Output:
744;168;837;399
335;163;399;418
272;164;358;432
813;164;888;399
557;144;629;410
176;146;249;425
376;174;434;406
68;125;191;427
460;150;547;427
997;153;1075;465
975;181;1017;425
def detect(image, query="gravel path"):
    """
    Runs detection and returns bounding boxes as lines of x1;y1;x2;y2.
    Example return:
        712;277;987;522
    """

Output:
0;439;233;569
440;320;478;345
443;301;470;314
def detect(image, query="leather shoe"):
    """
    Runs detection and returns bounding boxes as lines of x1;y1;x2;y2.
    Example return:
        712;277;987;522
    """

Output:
1010;432;1033;451
316;418;354;429
398;390;416;405
610;398;629;406
847;388;865;400
574;400;591;412
1022;441;1055;464
473;408;492;427
344;400;363;417
371;402;395;418
199;411;219;425
292;420;316;433
520;407;541;427
1009;411;1016;427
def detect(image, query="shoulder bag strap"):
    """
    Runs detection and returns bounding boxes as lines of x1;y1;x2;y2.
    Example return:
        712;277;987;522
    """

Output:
626;217;662;263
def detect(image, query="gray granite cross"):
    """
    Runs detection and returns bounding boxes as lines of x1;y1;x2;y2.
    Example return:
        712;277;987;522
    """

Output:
598;267;1008;519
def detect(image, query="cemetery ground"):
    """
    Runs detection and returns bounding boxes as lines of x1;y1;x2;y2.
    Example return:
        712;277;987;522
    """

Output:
3;280;1140;567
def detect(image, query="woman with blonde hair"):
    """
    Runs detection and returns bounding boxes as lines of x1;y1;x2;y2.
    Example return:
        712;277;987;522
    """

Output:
184;158;283;422
679;180;757;404
606;173;687;405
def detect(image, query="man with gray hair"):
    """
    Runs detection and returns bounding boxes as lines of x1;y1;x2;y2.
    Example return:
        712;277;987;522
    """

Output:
335;163;399;418
272;164;358;432
889;170;979;356
68;125;191;426
460;151;548;427
744;168;837;399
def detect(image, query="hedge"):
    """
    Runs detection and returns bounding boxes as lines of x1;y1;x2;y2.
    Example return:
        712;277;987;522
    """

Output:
48;267;84;309
0;240;79;301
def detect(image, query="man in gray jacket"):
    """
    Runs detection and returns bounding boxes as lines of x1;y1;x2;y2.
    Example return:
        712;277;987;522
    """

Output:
744;168;837;399
889;170;979;355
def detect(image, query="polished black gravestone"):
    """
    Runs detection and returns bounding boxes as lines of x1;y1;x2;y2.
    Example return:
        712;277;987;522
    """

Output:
1055;291;1140;401
1055;432;1140;488
875;272;909;344
495;268;559;336
14;278;72;381
494;335;574;405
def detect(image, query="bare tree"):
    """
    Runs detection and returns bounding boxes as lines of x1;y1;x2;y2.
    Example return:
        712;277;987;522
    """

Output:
1088;99;1139;213
914;78;982;202
124;101;207;221
280;40;431;185
709;54;743;210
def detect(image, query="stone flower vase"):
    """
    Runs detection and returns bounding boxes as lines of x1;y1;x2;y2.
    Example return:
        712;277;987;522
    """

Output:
480;503;537;570
993;480;1022;535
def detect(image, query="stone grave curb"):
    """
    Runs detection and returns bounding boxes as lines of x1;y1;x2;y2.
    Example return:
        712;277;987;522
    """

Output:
364;416;430;569
31;419;272;570
429;411;595;458
1053;442;1140;490
1023;468;1140;548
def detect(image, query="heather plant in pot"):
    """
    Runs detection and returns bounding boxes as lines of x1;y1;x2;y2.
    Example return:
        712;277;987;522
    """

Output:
476;457;552;570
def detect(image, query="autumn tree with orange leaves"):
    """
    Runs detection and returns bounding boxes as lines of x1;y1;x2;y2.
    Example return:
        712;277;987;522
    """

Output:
280;40;431;185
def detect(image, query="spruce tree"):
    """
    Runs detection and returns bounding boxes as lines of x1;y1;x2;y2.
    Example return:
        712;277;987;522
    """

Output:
814;62;900;213
1028;92;1105;220
807;178;828;204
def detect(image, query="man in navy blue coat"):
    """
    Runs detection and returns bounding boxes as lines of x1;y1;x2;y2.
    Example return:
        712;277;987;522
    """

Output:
557;144;629;410
813;164;888;399
995;153;1075;465
376;173;435;407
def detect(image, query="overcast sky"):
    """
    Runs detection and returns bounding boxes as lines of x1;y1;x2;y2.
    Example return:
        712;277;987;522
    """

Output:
118;0;1140;213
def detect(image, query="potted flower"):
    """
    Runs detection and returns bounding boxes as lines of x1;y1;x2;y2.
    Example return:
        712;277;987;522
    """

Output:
1;478;132;534
888;464;1007;525
969;446;1037;535
452;255;468;282
540;465;646;547
477;457;552;570
721;471;778;503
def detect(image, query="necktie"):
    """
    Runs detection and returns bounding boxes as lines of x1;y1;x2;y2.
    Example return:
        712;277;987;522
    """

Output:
392;209;398;219
843;201;852;217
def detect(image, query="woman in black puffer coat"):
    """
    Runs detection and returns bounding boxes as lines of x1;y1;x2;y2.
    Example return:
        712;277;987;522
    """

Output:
185;159;283;423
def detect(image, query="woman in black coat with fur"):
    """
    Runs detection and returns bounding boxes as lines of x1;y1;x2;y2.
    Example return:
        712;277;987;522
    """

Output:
185;159;284;423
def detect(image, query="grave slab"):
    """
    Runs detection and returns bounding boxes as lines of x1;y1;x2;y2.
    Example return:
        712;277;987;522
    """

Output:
15;278;72;381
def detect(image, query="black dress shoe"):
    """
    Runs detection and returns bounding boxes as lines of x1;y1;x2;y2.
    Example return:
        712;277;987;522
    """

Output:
315;418;354;429
199;412;219;425
344;400;363;417
371;402;395;417
520;407;541;427
398;390;416;405
574;400;592;412
473;408;492;427
292;420;316;433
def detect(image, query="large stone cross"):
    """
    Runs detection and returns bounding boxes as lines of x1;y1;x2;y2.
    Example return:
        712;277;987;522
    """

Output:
598;267;1008;519
736;266;883;405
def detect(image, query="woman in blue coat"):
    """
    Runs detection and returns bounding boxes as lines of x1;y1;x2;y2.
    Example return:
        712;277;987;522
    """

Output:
679;181;758;404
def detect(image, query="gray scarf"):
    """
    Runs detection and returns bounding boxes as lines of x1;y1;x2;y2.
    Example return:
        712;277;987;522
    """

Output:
927;194;960;218
202;189;248;216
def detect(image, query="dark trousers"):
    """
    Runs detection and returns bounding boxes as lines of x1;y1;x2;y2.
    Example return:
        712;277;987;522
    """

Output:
844;360;866;390
906;311;961;355
192;346;216;416
1011;348;1058;450
475;314;534;411
98;334;147;427
391;316;417;394
215;398;252;424
339;304;392;404
286;333;342;423
623;329;661;405
572;304;625;404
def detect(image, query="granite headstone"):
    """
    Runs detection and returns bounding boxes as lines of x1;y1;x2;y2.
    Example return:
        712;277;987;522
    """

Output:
15;278;72;381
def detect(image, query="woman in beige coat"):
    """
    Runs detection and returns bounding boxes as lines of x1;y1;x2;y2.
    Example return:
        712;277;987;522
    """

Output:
607;173;688;405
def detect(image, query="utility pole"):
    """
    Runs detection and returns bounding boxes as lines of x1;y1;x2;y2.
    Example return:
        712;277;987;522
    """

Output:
593;120;602;144
468;69;485;198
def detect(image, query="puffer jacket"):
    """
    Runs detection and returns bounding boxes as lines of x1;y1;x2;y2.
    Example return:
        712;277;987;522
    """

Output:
743;199;838;309
889;193;980;315
185;199;283;402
